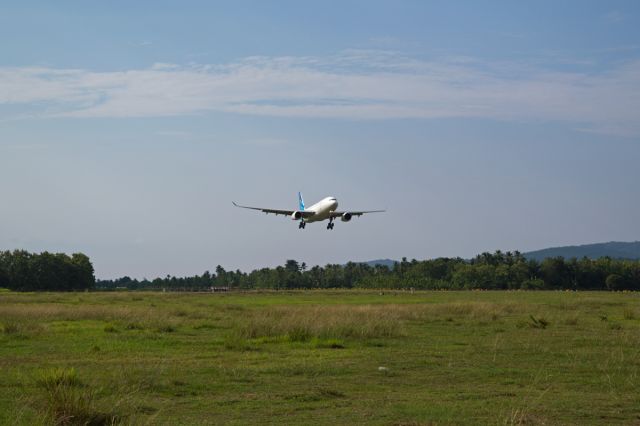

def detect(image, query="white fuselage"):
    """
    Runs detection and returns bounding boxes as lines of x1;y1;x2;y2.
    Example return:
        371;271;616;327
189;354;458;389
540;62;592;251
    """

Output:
297;196;338;223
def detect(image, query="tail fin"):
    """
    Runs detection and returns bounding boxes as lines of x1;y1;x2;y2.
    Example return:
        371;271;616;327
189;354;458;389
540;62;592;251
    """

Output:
298;192;305;211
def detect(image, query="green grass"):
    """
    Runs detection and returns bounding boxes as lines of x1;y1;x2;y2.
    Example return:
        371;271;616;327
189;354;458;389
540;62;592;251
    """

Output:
1;290;639;424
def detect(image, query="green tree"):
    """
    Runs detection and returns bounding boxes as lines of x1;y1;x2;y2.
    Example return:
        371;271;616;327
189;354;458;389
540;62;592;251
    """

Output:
71;253;96;290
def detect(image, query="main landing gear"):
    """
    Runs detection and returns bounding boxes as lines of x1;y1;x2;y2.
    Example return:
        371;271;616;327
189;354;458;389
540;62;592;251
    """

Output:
298;221;306;229
327;218;335;230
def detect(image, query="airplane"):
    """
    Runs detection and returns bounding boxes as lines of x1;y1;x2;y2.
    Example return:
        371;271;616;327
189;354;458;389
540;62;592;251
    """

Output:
232;192;385;230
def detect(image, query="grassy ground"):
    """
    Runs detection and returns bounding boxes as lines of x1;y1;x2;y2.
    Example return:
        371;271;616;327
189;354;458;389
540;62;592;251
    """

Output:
1;290;639;425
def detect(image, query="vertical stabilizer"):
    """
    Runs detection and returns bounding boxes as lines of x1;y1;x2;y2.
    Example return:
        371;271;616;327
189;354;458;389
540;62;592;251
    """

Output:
298;192;305;211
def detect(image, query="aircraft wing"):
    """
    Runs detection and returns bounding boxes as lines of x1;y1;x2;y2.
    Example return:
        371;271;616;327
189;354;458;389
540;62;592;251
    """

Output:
329;210;386;218
232;202;315;218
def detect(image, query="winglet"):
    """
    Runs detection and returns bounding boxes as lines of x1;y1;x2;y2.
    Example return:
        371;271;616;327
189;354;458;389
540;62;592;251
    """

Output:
298;192;305;211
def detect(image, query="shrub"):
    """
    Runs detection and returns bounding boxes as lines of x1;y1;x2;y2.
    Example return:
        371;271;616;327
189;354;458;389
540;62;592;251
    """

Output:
521;279;546;290
528;315;549;329
156;324;176;333
605;274;625;291
312;338;345;349
287;326;311;342
223;334;256;351
564;316;579;326
125;322;144;330
2;322;19;335
37;368;81;390
103;324;118;333
1;321;44;337
35;368;122;425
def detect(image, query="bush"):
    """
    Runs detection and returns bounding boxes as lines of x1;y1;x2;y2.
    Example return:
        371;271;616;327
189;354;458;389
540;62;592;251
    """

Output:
156;324;176;333
2;322;19;335
103;324;118;333
521;279;546;290
605;274;625;291
312;338;345;349
37;368;82;390
528;315;549;329
35;368;121;425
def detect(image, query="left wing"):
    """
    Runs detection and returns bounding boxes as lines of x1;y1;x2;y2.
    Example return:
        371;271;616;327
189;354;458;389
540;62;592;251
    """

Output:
329;210;386;218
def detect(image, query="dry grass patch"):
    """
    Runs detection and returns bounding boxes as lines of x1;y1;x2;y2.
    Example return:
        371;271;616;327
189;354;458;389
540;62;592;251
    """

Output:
0;304;153;323
424;301;518;321
0;304;193;336
234;302;520;341
236;305;408;340
1;320;46;337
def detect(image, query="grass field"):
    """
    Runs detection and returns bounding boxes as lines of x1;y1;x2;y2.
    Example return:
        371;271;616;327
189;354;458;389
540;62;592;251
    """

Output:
1;290;639;425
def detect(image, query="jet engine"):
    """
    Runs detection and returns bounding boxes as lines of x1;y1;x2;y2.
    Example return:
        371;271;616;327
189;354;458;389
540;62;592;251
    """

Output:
291;211;303;220
341;212;353;222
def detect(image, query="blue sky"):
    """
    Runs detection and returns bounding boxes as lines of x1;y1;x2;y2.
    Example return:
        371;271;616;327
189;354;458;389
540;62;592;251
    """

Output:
1;1;639;278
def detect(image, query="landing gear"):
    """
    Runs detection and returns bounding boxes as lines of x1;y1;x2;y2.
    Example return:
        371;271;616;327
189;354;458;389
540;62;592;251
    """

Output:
327;218;334;230
299;221;306;229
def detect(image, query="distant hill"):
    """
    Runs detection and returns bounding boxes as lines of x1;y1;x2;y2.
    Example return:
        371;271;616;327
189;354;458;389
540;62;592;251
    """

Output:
355;242;640;266
357;259;397;268
524;241;640;261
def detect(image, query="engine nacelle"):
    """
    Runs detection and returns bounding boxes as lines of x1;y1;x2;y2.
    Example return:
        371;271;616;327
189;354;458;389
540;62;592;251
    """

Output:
291;211;303;220
341;212;353;222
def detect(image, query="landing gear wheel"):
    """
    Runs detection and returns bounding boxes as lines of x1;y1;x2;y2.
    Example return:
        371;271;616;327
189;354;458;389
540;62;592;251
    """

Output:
327;222;334;230
299;221;306;229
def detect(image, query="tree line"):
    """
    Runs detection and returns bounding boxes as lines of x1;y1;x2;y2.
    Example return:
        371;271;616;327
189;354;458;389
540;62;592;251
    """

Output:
96;251;640;292
1;249;639;292
0;250;95;291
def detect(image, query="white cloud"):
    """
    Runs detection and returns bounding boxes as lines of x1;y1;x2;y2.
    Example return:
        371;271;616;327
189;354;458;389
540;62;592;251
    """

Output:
1;51;639;136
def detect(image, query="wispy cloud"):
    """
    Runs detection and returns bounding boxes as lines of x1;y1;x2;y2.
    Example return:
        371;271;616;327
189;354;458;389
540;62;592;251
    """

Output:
130;40;153;47
1;50;639;136
240;137;289;147
603;10;625;24
155;130;193;138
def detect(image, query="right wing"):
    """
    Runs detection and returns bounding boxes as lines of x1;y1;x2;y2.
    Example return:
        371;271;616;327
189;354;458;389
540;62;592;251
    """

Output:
232;202;315;218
